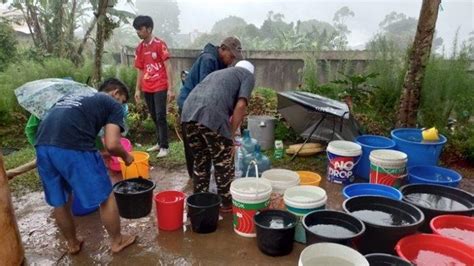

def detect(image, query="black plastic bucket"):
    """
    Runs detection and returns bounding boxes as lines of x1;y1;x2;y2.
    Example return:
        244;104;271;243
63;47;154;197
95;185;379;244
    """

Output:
342;195;424;255
303;210;365;249
113;178;156;219
186;192;221;234
400;183;473;232
365;253;413;266
254;210;297;256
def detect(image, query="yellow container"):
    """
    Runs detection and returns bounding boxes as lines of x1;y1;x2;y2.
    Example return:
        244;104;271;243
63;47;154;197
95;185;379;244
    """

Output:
422;127;439;141
119;151;150;179
297;171;321;186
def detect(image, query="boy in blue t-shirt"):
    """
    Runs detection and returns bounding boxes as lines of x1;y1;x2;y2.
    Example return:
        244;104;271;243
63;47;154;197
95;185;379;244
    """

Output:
34;78;136;254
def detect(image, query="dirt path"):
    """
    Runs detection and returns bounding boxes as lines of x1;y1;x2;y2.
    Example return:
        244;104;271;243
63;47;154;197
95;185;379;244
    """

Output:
13;166;473;265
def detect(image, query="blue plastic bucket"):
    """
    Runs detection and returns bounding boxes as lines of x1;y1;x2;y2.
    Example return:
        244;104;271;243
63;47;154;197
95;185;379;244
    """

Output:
72;195;99;216
391;128;447;168
354;135;396;180
343;183;403;201
408;165;462;187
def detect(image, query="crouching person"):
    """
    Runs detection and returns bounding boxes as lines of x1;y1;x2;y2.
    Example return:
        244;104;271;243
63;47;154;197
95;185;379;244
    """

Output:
34;78;136;254
181;60;255;212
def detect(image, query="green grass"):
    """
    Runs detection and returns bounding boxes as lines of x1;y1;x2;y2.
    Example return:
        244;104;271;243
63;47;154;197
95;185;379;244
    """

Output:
136;140;186;169
264;149;327;173
4;147;42;195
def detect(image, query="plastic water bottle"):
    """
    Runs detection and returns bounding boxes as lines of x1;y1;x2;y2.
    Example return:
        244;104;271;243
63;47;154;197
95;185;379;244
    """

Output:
234;138;244;179
243;144;271;177
242;129;257;154
209;165;217;193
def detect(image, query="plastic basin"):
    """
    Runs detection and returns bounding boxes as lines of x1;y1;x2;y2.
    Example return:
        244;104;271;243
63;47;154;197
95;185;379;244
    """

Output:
391;128;447;168
430;215;474;247
302;210;365;249
343;195;424;254
400;184;473;232
343;183;402;201
408;165;462;187
395;234;474;266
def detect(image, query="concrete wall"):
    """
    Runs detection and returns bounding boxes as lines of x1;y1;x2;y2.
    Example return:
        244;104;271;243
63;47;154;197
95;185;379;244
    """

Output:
121;47;474;91
121;47;371;91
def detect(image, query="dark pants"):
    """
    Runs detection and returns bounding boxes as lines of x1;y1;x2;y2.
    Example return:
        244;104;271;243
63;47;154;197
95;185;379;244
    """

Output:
144;91;168;149
181;122;194;178
184;122;234;206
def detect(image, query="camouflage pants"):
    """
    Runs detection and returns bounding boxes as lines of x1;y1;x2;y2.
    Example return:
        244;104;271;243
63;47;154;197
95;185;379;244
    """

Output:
184;122;234;206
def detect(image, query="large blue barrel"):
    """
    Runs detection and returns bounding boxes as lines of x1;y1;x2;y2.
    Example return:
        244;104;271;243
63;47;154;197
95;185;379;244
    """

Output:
354;135;395;180
391;128;447;168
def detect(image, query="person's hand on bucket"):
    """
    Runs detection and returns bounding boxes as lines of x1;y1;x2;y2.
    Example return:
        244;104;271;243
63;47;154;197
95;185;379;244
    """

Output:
124;152;134;166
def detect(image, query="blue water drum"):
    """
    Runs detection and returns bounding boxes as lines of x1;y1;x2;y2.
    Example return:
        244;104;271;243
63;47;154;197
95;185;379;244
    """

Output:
354;135;396;180
391;128;447;168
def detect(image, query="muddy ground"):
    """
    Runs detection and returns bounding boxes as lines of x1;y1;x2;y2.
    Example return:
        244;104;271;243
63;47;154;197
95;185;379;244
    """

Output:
13;166;473;265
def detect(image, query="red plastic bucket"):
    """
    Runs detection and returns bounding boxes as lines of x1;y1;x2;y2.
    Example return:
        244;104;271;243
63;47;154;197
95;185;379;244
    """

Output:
154;191;186;231
431;215;474;247
395;234;474;266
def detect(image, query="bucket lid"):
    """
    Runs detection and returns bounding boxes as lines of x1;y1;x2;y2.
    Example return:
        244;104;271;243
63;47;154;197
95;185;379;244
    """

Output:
248;115;276;121
284;185;327;204
230;178;272;195
327;140;362;157
370;149;407;163
261;169;300;188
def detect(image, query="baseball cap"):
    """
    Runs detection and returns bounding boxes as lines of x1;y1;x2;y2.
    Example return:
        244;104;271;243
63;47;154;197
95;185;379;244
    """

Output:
221;37;243;60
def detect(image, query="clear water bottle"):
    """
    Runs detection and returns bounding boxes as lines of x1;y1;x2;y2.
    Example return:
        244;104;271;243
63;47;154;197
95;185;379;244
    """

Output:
234;138;244;179
241;129;257;154
243;144;271;177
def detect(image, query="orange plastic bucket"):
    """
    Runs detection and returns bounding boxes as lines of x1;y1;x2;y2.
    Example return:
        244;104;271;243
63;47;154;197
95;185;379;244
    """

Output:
297;171;321;186
118;151;150;179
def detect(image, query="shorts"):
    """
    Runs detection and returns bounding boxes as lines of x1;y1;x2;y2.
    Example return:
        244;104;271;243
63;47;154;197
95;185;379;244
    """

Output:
36;145;112;208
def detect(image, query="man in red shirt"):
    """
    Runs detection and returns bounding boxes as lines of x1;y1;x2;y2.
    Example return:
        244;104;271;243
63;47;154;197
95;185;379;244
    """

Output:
133;15;175;157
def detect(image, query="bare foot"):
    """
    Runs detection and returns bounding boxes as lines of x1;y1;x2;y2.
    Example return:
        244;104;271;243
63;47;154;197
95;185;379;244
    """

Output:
67;238;84;255
111;235;136;253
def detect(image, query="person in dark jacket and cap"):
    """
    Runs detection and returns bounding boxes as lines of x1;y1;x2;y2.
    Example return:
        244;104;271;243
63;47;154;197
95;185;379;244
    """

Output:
178;37;243;178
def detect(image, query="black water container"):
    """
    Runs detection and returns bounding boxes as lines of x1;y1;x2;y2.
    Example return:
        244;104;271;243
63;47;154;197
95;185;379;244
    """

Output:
342;195;424;255
400;183;473;232
365;253;413;266
113;178;156;219
303;210;365;249
186;192;221;234
254;210;297;256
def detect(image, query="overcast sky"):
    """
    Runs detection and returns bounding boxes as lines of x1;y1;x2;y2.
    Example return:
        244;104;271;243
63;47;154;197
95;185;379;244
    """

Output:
170;0;473;48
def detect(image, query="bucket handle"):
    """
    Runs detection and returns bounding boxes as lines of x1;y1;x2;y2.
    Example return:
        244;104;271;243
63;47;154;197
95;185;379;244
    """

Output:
245;160;261;197
124;160;142;179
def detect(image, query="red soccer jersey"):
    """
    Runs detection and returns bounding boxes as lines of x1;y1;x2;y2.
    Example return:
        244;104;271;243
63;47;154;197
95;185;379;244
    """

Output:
134;37;170;92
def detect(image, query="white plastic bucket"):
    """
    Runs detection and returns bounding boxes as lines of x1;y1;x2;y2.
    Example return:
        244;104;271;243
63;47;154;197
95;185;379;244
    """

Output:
327;140;362;185
261;169;300;209
284;185;327;243
230;178;272;237
298;243;369;266
369;149;408;188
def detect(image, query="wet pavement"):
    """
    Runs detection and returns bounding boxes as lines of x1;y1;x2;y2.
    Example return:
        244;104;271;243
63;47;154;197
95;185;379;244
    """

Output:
13;166;473;265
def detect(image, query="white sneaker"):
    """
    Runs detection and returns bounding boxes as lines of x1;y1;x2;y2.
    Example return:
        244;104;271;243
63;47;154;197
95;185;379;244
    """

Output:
157;148;169;158
146;144;160;152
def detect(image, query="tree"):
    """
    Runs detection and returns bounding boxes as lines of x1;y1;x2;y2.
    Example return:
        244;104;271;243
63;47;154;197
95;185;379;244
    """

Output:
0;21;18;71
211;16;247;35
260;11;293;40
135;0;180;46
332;6;354;49
376;11;443;52
397;0;441;127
